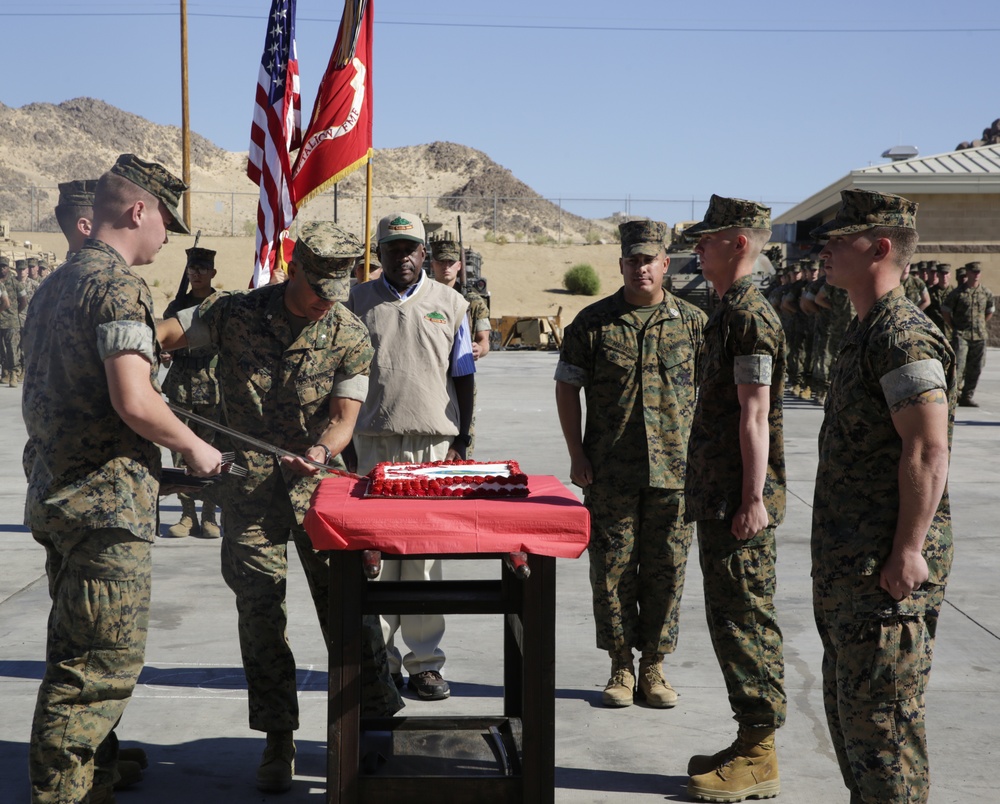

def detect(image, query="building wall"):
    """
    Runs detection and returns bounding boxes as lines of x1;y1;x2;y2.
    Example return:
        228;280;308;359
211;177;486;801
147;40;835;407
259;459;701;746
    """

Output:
907;193;1000;242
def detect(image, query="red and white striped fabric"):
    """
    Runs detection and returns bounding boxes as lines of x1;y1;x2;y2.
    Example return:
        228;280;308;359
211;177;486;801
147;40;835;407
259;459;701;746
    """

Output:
247;0;301;287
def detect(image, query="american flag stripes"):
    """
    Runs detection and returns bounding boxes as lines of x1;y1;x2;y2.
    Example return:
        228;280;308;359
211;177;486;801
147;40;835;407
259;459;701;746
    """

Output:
247;0;301;287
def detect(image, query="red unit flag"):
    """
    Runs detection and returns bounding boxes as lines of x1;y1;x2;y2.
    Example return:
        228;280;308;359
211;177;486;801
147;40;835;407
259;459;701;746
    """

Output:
291;0;373;207
247;0;301;286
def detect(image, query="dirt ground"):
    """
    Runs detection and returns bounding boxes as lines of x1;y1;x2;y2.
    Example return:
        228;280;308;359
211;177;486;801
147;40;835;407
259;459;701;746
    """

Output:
10;231;625;324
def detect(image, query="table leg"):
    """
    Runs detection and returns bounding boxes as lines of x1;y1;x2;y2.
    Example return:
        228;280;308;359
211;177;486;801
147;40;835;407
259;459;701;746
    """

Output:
328;551;363;804
520;554;556;804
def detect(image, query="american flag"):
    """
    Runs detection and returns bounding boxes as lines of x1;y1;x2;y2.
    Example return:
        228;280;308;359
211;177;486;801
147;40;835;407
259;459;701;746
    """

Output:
247;0;301;287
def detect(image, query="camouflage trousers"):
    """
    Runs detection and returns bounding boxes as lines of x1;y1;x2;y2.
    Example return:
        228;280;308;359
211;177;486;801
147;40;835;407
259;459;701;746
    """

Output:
585;485;693;655
785;329;806;385
0;325;20;374
29;528;151;804
810;334;836;393
952;336;986;398
220;482;402;733
813;574;945;804
696;520;786;727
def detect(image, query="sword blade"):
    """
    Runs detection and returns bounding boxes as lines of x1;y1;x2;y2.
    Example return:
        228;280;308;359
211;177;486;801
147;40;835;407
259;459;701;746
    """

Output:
168;403;363;479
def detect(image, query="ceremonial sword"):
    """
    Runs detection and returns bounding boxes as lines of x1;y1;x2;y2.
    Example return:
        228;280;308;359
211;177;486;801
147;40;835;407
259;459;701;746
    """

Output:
168;403;363;479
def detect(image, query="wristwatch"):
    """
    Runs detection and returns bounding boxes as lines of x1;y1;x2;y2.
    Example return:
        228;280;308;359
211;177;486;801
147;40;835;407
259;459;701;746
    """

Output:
312;444;333;464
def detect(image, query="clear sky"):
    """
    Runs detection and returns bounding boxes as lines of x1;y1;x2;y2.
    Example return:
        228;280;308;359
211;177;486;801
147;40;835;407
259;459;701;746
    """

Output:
3;0;998;222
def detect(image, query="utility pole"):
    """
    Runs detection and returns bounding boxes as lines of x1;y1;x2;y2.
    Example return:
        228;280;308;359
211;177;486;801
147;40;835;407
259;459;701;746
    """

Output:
180;0;192;230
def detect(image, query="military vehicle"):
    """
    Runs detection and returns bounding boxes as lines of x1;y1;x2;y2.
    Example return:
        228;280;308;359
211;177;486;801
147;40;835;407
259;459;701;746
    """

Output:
423;223;491;313
664;220;775;312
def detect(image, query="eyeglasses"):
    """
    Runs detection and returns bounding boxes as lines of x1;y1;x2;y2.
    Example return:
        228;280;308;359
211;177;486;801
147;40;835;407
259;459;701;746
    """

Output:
187;265;214;274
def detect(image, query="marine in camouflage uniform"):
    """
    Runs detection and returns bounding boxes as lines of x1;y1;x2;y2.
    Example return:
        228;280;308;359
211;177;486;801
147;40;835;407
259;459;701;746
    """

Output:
811;189;955;804
162;247;222;538
902;265;930;309
160;221;403;793
0;256;26;387
17;259;36;382
430;239;492;456
924;262;951;337
808;274;854;405
22;155;217;804
782;261;811;397
683;196;786;803
942;261;995;406
555;220;705;709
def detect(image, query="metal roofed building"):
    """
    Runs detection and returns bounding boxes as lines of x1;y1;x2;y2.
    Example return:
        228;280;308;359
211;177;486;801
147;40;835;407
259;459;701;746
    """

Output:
773;143;1000;270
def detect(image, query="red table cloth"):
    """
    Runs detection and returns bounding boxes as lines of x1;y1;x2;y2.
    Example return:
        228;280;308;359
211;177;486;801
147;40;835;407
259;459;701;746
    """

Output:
305;475;590;558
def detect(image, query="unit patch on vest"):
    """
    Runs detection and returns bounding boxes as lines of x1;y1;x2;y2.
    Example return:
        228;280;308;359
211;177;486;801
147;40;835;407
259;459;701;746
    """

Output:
424;311;448;325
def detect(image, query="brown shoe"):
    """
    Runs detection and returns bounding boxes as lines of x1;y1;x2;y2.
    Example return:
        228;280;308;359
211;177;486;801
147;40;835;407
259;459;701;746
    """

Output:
688;727;779;802
601;652;635;707
636;654;678;708
256;731;295;793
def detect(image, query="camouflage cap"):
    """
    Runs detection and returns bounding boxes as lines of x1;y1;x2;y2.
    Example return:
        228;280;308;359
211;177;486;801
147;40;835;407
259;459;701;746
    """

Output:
935;263;951;274
108;154;190;235
57;179;98;208
292;221;363;302
15;260;27;271
185;247;216;270
26;257;38;268
377;212;425;244
908;264;919;274
0;255;10;269
810;189;917;239
430;240;462;262
619;220;668;257
956;267;967;279
684;195;771;238
964;261;982;273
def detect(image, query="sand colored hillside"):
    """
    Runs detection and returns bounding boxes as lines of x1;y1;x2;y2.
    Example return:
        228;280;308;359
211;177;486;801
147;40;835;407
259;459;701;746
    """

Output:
12;230;624;323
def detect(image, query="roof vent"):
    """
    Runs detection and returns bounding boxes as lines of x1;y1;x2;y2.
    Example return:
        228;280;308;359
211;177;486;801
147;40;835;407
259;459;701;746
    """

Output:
881;145;918;162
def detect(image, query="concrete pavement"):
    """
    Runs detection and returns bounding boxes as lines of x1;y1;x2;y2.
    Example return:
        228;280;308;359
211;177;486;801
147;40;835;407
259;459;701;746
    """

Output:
2;349;999;803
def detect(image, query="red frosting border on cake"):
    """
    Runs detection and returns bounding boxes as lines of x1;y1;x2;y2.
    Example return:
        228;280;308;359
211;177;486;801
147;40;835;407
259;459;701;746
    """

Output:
367;460;529;498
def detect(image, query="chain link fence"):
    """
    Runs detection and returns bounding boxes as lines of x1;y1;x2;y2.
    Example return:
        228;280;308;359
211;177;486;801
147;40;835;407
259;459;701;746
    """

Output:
0;184;797;245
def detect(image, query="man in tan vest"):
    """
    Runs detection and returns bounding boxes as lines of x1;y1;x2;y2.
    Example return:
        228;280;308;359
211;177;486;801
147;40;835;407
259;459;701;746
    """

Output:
346;212;475;701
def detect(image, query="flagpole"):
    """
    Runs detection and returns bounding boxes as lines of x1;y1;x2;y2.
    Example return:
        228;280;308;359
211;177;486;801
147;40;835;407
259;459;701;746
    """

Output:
180;0;192;231
363;156;373;281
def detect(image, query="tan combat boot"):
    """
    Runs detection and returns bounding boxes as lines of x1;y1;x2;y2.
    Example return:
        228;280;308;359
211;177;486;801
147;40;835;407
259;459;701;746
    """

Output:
687;726;780;802
166;496;200;538
0;371;8;385
256;730;295;793
8;369;18;388
601;650;635;707
636;652;678;708
200;504;221;539
799;385;812;401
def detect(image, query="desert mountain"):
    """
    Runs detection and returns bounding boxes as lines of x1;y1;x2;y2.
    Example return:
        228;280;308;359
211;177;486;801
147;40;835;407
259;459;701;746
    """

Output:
0;98;603;239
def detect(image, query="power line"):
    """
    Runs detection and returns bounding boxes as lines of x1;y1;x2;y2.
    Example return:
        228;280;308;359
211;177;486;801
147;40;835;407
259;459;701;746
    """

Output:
1;9;998;33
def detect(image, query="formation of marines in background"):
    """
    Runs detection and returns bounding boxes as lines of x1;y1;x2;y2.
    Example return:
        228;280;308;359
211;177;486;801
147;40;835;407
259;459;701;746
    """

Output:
765;253;993;407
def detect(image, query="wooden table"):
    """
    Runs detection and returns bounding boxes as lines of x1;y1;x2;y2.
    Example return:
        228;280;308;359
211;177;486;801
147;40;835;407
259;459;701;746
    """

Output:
305;476;589;804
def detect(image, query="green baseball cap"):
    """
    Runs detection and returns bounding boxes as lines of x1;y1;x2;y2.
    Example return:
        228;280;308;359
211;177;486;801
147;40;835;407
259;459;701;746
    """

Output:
619;220;668;257
292;221;363;302
377;212;425;245
811;190;917;239
684;195;771;238
109;154;190;235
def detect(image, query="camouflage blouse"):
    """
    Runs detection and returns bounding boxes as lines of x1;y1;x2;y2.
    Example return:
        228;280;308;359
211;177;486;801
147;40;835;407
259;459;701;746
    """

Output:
943;284;995;341
22;239;161;540
555;288;706;490
182;285;373;522
812;285;955;583
685;275;787;525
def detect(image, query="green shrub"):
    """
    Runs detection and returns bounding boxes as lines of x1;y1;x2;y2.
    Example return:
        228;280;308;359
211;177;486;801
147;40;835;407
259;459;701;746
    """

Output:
534;232;556;246
563;263;600;296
